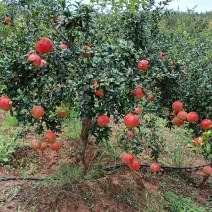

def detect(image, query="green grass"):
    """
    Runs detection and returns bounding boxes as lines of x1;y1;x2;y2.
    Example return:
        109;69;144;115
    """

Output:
34;163;83;189
61;108;81;140
0;112;19;164
164;191;211;212
156;117;196;167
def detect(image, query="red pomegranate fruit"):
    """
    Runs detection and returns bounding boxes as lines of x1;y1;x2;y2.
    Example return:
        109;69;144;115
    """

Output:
36;38;53;54
124;114;139;128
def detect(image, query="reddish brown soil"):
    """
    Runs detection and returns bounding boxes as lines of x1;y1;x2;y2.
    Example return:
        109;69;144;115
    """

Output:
0;137;211;212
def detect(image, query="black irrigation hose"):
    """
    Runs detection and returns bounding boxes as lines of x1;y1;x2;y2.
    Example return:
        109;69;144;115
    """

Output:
0;177;44;181
103;163;212;171
0;163;211;182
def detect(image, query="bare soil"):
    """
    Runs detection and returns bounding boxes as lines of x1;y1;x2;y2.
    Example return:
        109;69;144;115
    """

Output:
0;137;211;212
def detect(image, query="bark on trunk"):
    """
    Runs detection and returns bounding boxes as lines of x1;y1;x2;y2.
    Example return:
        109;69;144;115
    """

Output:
76;117;91;174
199;159;212;190
199;175;210;190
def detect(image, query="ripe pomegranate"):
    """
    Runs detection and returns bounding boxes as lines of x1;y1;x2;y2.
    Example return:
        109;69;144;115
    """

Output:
193;138;201;147
55;16;62;23
44;130;56;143
170;61;178;66
39;142;47;151
127;131;135;140
134;107;142;115
93;79;98;87
150;163;160;173
59;44;67;49
159;52;166;60
147;93;154;101
49;141;61;151
82;45;90;57
27;53;41;66
128;160;141;171
172;101;183;112
40;59;47;67
124;114;139;128
93;80;104;97
138;60;149;71
36;38;53;54
121;152;134;164
4;17;10;23
130;85;144;99
95;88;104;97
202;166;212;175
30;140;42;149
82;45;90;52
57;106;67;117
0;96;12;111
200;119;212;130
187;112;199;123
177;111;187;120
172;116;184;127
31;106;44;119
97;115;110;127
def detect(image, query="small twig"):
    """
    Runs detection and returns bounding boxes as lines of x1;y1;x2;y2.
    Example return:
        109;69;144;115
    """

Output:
26;191;40;206
54;52;70;73
49;21;70;45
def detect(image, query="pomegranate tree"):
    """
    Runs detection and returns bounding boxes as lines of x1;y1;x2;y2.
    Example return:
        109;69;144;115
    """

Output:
1;0;211;171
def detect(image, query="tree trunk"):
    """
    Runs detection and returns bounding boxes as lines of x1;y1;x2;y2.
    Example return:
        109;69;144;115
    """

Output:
199;175;210;190
75;117;91;174
199;159;212;190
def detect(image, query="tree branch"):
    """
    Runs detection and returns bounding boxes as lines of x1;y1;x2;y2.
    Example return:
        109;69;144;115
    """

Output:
49;21;70;45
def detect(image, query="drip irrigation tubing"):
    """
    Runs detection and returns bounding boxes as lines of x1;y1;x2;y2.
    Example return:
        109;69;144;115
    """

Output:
103;163;212;171
0;163;211;182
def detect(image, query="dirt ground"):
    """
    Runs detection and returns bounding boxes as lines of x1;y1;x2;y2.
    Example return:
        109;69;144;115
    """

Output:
0;137;211;212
